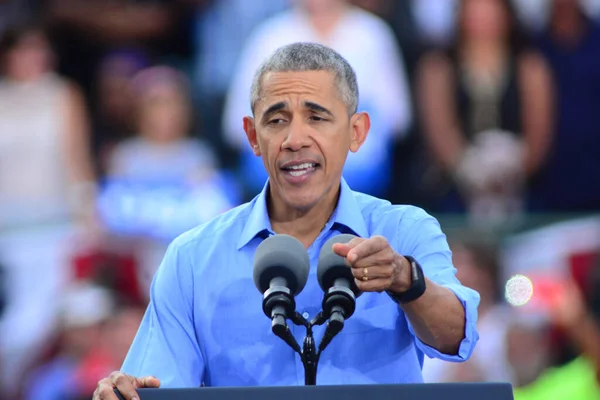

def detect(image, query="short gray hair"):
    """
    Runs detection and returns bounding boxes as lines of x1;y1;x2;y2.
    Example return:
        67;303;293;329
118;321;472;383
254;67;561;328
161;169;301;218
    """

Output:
250;42;359;115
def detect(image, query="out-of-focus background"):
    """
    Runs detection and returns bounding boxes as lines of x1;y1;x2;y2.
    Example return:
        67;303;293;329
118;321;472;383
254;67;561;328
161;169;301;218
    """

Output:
0;0;599;398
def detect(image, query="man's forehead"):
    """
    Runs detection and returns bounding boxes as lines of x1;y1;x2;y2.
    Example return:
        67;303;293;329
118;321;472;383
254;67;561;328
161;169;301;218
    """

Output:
261;70;336;93
257;70;339;109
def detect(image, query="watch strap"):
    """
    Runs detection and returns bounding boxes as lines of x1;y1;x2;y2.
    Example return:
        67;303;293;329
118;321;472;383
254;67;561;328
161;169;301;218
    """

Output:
386;255;426;304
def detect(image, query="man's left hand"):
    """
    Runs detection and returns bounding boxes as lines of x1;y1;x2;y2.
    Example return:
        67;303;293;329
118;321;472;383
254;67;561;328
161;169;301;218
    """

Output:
332;236;412;293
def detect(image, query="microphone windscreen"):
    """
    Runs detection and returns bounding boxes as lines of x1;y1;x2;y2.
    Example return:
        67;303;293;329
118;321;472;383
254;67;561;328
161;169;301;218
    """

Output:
253;234;310;295
317;234;362;297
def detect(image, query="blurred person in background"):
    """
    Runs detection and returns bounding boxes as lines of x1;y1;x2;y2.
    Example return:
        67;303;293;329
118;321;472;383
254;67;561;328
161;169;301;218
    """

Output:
416;0;554;224
0;22;98;397
101;66;240;295
106;66;218;185
510;271;600;399
422;238;512;383
528;0;600;213
92;50;150;179
22;282;115;400
191;0;291;163
69;301;145;400
411;0;556;48
222;0;412;200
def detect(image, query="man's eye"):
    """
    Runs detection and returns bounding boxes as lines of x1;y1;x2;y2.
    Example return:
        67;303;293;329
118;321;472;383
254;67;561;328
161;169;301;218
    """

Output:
268;119;285;125
310;116;326;122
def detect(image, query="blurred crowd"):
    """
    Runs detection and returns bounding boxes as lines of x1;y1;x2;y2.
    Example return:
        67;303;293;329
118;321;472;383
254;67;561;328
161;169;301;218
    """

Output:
0;0;599;399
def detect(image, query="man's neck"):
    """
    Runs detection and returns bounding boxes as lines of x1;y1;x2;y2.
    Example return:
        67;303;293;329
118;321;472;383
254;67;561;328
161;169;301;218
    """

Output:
268;185;340;248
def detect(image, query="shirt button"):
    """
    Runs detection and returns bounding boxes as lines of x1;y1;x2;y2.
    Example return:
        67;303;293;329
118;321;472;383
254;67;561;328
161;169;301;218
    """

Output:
302;312;310;319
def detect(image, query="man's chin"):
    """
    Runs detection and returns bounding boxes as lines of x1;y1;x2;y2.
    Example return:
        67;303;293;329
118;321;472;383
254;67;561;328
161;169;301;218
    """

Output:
281;193;320;212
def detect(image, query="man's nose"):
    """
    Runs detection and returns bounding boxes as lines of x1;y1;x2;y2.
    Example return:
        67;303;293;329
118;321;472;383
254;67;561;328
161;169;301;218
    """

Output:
281;120;311;151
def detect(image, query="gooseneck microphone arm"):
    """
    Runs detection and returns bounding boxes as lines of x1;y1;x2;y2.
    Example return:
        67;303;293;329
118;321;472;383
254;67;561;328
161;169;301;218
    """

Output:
302;323;318;385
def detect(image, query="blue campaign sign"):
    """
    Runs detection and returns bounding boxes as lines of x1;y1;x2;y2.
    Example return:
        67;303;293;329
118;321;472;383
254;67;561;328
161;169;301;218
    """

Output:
97;173;242;241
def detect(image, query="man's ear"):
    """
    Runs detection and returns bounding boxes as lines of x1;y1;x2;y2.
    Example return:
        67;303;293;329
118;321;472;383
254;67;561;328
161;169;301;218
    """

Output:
243;116;261;156
349;112;370;153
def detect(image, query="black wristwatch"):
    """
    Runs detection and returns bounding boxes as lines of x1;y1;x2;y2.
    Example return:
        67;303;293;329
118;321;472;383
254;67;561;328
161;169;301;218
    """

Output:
386;255;426;304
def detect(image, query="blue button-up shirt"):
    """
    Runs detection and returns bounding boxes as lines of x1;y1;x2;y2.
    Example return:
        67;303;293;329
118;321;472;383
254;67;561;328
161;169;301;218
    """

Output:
121;179;480;387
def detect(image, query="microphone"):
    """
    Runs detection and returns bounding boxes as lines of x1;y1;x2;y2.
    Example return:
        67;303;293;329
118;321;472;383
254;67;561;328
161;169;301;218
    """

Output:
316;234;362;353
253;234;310;353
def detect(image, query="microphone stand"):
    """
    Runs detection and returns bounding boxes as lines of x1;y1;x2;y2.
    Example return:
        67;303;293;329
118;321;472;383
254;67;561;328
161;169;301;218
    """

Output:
268;310;343;386
263;288;352;385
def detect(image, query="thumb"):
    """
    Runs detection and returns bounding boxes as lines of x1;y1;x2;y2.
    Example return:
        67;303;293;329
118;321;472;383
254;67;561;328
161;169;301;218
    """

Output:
332;242;352;257
137;376;161;388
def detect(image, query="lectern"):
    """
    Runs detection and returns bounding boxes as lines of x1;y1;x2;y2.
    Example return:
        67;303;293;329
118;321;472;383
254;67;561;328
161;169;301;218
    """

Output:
114;383;514;400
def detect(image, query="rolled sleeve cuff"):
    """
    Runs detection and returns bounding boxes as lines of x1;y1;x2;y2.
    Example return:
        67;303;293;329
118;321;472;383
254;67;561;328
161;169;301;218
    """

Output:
406;283;480;362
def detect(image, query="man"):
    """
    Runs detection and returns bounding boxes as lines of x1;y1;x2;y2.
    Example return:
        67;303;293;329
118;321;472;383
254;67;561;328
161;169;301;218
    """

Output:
93;43;479;400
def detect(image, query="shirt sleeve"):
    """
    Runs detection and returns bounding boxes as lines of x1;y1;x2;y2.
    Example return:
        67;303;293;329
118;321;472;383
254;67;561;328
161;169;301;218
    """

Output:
121;239;205;387
398;210;480;362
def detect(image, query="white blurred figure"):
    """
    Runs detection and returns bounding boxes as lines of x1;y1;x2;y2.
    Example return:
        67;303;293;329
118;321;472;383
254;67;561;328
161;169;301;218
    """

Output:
0;23;96;397
222;0;412;197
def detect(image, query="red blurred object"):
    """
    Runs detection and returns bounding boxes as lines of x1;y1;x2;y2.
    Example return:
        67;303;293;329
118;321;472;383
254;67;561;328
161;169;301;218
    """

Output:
569;251;599;296
530;277;566;311
72;348;118;396
72;249;143;304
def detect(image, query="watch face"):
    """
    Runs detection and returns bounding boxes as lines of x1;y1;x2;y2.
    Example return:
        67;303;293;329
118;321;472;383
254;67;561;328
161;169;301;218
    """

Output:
410;260;420;283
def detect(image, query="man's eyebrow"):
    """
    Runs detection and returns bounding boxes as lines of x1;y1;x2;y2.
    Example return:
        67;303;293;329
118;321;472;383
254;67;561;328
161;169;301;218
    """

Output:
304;101;333;117
261;102;287;121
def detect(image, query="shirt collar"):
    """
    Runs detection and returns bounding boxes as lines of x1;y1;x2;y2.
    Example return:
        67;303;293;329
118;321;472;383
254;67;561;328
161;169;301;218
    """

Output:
236;178;369;250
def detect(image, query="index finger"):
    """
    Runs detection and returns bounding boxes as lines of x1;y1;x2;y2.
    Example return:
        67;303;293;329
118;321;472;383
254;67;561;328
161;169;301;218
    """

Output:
347;236;389;263
332;237;365;257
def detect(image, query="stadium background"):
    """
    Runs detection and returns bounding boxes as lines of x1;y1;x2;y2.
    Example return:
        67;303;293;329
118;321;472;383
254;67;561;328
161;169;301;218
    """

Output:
0;0;599;399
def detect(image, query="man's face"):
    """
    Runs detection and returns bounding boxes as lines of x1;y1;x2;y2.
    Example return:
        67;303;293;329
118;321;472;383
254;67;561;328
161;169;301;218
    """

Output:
244;70;369;211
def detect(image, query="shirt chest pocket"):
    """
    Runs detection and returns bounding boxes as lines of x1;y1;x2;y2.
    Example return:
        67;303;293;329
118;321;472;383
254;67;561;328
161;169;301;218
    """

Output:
341;300;405;335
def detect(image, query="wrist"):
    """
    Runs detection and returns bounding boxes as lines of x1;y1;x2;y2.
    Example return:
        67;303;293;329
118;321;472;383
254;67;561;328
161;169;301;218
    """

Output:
386;256;426;304
389;255;412;293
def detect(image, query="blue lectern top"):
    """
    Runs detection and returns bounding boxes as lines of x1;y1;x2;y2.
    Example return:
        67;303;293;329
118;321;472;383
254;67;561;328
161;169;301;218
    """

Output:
113;383;514;400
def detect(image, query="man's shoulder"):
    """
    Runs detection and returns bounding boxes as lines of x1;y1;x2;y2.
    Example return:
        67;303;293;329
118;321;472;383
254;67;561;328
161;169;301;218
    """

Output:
168;200;254;251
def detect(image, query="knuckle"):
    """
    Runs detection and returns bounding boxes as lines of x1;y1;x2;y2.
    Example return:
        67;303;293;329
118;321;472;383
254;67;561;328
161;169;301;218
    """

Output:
349;238;362;246
113;373;130;387
109;371;122;381
97;385;113;399
374;235;387;244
